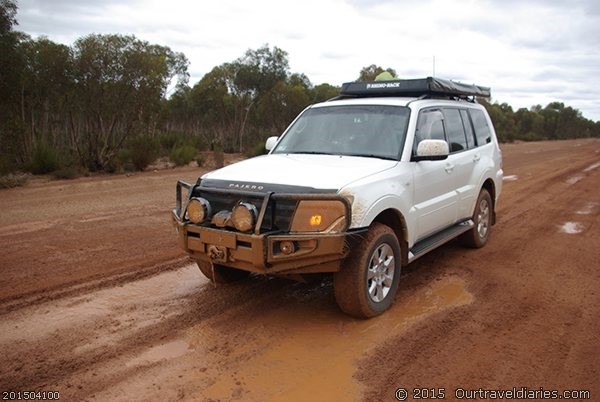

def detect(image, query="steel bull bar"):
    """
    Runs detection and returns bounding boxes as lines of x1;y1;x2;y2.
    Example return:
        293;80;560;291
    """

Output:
172;180;359;274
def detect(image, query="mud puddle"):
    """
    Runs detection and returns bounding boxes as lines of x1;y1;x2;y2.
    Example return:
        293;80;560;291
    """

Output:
1;265;472;401
184;275;473;401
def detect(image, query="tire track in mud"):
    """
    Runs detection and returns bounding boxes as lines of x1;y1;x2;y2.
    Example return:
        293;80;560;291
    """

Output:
0;256;189;314
0;268;296;397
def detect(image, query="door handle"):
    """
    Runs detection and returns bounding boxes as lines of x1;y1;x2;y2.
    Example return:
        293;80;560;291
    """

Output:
473;154;481;162
445;164;455;173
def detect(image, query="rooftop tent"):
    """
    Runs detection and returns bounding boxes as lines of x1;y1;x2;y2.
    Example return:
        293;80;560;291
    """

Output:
340;77;491;98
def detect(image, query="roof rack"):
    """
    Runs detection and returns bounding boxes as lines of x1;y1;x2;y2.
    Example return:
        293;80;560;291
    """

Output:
339;77;491;99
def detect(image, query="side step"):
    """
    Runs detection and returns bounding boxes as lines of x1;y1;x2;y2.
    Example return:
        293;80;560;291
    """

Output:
408;220;474;263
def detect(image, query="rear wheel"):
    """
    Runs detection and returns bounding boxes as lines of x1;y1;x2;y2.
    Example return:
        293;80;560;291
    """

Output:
334;223;401;318
460;188;493;248
196;261;251;283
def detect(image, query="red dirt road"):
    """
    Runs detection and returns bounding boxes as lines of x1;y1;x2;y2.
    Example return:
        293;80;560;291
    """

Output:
1;139;599;401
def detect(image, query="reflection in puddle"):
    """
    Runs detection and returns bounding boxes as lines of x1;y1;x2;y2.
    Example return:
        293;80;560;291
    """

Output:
559;222;584;234
583;161;600;172
503;175;518;182
576;202;599;215
197;276;473;402
566;174;584;185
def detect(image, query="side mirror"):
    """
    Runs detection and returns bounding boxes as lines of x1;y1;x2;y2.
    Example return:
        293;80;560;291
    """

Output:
413;139;449;161
265;136;279;151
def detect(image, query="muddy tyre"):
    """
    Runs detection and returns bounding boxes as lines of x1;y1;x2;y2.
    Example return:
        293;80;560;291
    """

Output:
197;261;251;283
460;189;493;248
334;223;401;318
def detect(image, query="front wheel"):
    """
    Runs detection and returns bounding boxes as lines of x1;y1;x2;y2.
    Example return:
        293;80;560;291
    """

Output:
196;261;251;284
460;189;493;248
334;223;402;318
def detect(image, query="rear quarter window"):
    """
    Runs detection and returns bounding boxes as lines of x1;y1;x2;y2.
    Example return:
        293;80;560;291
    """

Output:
459;109;476;149
442;108;467;153
470;109;492;145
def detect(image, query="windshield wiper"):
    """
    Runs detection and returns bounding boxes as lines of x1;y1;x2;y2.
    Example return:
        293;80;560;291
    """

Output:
283;151;337;156
340;153;398;161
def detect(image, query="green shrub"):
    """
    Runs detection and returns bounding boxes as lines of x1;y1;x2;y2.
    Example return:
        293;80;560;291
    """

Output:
159;132;181;153
0;173;28;189
190;136;207;151
170;145;197;166
31;143;60;174
125;137;160;171
246;141;267;158
52;166;80;180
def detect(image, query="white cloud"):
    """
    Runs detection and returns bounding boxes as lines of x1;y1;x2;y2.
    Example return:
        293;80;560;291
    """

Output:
15;0;600;120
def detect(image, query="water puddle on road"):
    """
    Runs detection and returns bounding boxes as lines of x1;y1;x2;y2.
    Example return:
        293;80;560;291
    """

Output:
0;265;205;349
503;175;519;182
195;276;473;401
566;174;585;185
576;202;599;215
558;222;585;234
583;161;600;172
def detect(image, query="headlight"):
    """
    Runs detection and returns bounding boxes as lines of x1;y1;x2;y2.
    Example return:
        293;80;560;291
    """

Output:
231;202;258;232
290;200;347;233
186;197;211;224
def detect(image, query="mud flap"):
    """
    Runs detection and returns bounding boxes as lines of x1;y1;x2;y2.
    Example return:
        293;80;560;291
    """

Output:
209;262;217;288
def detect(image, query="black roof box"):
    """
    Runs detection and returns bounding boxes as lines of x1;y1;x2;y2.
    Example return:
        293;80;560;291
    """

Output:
340;77;491;98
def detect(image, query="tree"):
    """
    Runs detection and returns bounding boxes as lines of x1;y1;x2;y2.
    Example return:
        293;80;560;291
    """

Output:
69;34;188;169
358;64;397;81
230;45;290;152
311;83;339;103
189;64;238;150
20;37;72;154
0;0;26;172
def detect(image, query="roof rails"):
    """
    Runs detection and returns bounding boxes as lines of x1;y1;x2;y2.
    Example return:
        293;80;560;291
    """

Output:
339;77;491;99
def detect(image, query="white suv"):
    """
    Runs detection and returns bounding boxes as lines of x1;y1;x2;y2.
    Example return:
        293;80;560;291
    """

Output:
172;77;503;318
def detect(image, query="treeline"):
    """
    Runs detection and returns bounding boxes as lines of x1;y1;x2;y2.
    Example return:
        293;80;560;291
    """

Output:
1;1;599;178
481;100;599;143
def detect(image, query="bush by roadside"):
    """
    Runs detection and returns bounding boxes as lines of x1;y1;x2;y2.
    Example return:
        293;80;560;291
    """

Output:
0;173;29;189
170;145;197;166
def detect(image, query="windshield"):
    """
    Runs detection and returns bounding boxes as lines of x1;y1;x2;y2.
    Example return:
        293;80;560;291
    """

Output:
272;105;410;160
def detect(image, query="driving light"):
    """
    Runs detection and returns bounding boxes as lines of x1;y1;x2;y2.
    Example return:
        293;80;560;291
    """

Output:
280;240;296;255
187;197;211;224
231;202;258;232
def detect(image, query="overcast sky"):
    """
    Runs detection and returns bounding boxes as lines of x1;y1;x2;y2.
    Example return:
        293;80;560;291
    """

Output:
16;0;600;121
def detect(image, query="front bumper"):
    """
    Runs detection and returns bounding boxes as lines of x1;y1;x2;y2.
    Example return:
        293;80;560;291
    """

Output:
172;180;356;274
173;218;350;273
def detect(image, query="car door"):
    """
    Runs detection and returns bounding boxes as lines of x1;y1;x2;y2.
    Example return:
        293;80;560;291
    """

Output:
412;108;458;241
442;108;480;220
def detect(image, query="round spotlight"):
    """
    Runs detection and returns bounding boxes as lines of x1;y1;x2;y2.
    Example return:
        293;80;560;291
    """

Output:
280;240;296;255
187;197;211;224
231;202;257;232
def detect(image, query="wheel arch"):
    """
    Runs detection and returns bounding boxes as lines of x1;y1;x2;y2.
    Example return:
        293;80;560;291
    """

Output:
372;209;409;266
481;178;497;225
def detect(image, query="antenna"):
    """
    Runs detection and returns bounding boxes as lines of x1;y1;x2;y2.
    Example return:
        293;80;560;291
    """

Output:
433;56;436;77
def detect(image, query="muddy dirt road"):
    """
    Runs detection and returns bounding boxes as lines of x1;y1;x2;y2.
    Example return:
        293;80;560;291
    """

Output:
1;140;599;401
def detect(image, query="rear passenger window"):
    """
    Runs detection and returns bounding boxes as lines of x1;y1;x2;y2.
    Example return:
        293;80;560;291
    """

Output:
470;109;492;145
442;109;467;153
460;109;475;149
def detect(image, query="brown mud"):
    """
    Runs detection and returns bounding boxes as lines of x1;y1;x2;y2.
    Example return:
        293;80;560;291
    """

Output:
1;139;599;401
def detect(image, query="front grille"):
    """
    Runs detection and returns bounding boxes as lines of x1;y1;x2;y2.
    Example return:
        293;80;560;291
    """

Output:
191;188;297;233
